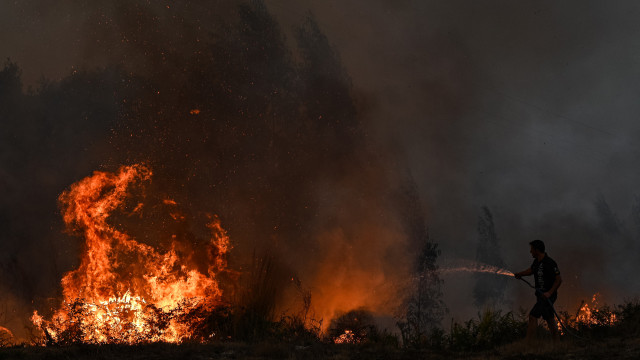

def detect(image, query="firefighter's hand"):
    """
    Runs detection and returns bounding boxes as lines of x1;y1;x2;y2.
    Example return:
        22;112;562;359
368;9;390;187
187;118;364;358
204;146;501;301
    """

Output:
542;291;552;299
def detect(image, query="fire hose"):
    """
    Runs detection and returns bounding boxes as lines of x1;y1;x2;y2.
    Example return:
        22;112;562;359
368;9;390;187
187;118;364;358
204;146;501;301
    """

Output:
517;277;586;340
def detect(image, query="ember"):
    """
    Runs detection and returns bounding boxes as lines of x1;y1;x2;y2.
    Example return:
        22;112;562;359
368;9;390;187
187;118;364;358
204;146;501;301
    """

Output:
333;330;359;344
32;164;230;344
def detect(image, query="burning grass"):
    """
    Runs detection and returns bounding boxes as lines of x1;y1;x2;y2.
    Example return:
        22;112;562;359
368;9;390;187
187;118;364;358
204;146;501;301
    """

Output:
3;295;640;359
19;164;326;347
29;164;232;345
6;166;640;356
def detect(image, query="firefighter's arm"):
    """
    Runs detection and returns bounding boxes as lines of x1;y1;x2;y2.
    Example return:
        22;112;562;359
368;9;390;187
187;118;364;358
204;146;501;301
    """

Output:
513;268;532;279
543;274;562;298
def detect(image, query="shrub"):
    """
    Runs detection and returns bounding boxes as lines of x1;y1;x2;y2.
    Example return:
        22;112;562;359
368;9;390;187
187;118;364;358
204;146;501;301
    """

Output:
449;309;527;351
615;298;640;336
328;308;377;344
231;254;282;341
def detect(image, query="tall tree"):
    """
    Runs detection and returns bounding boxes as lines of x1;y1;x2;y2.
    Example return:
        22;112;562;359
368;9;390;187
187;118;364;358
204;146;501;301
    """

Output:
595;195;621;235
473;206;507;308
396;181;446;347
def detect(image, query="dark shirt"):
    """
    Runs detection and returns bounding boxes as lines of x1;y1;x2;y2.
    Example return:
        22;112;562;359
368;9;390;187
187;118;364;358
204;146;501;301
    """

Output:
531;254;560;294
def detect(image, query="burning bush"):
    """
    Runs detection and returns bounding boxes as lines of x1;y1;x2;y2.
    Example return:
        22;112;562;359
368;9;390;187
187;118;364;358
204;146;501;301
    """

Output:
328;308;377;344
0;326;13;348
572;294;618;330
31;165;232;345
554;294;640;339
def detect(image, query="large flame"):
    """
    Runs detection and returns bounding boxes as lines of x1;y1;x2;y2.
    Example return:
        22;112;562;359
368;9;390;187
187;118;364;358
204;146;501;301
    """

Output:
32;164;230;344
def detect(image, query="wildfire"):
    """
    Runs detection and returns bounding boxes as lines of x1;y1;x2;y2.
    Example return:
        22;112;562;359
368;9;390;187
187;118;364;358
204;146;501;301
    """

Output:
32;164;231;344
0;326;14;345
333;330;359;344
575;293;617;326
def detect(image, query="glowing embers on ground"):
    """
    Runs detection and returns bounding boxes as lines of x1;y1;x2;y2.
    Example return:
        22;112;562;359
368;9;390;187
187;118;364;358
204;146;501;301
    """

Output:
333;330;359;344
31;164;231;344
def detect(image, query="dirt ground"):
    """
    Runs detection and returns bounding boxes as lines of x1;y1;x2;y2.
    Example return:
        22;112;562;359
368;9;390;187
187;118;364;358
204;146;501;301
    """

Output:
1;337;640;360
491;337;640;360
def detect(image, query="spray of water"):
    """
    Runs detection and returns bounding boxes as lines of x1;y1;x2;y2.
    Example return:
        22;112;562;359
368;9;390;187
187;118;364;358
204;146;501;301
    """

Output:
439;260;514;277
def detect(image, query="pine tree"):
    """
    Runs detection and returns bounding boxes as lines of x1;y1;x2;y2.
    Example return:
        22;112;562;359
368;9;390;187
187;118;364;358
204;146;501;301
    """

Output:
473;206;507;308
396;181;446;347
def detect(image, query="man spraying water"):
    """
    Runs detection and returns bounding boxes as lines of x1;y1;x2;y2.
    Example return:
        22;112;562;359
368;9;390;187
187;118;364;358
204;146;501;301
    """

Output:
514;239;563;342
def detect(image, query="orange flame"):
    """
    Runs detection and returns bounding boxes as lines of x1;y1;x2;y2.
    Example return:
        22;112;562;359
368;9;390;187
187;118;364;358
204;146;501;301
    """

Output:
32;164;230;344
575;293;617;326
0;326;14;344
333;329;359;344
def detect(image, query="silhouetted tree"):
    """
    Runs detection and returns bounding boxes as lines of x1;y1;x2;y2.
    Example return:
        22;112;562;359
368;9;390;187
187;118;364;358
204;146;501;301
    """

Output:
397;233;446;348
473;206;507;308
396;180;446;347
595;195;622;235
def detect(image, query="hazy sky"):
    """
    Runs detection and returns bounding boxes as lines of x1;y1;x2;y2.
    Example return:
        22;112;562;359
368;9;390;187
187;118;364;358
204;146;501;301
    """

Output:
2;0;640;327
264;1;640;300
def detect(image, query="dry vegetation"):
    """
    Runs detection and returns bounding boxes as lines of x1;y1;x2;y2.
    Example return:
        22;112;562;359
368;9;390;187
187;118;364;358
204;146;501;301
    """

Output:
1;298;640;359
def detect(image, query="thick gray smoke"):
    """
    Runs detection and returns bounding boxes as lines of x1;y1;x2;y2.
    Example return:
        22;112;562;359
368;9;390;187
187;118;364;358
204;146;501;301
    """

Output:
268;0;640;320
1;0;640;338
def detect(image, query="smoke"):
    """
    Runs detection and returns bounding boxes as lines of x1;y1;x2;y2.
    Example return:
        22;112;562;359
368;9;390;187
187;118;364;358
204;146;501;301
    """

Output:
265;0;640;322
0;0;416;339
2;0;640;338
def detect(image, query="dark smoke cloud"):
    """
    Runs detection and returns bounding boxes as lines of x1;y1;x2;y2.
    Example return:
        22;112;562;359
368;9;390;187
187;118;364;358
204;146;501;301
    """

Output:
264;0;640;318
2;0;640;337
0;0;415;338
